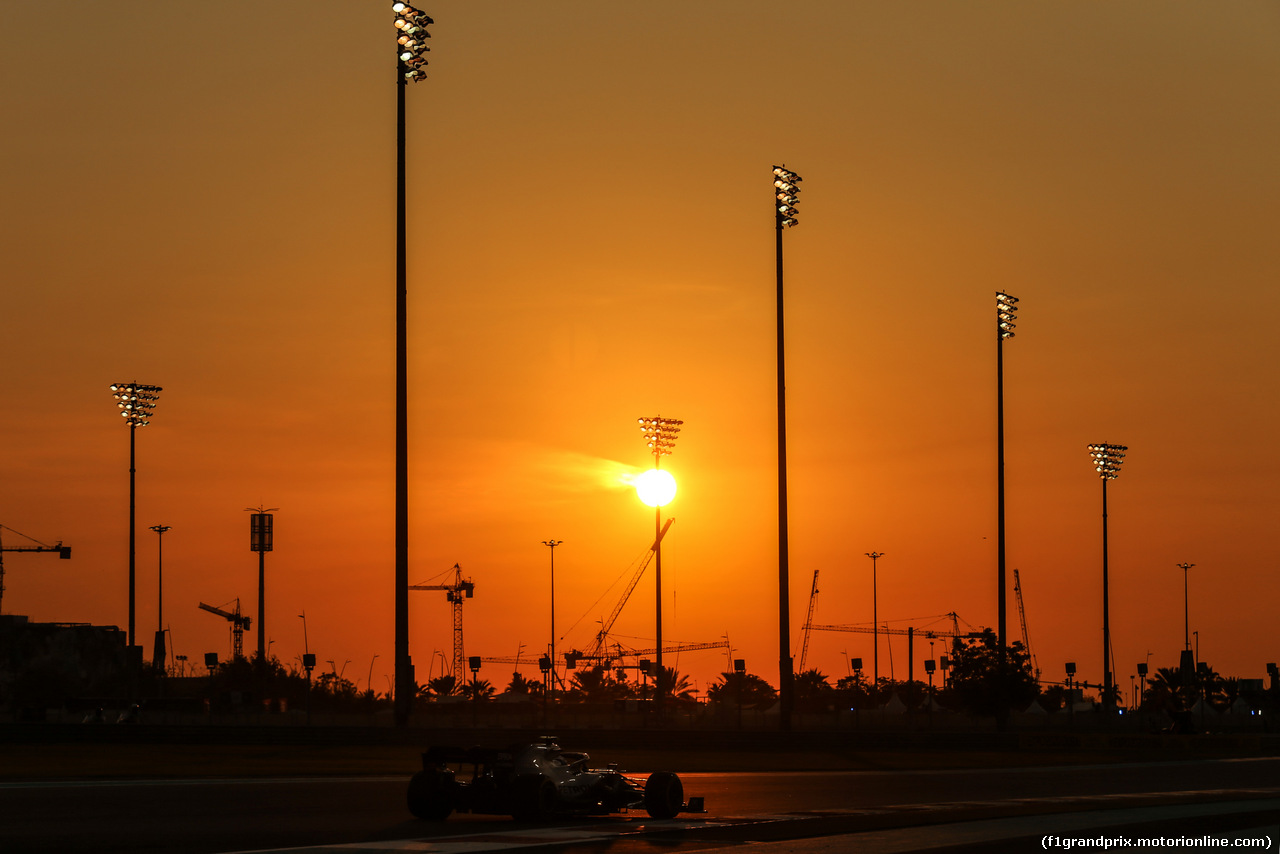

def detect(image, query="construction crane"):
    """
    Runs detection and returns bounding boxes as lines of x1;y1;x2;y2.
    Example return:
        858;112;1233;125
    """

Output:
812;614;983;685
629;640;732;660
811;613;981;641
560;520;673;669
0;524;71;615
1013;569;1040;678
566;639;729;672
585;519;672;662
198;599;251;660
798;570;819;672
627;639;729;660
481;643;533;672
410;564;475;678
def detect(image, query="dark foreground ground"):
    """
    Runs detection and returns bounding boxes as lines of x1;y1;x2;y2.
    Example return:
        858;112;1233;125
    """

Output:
4;726;1278;854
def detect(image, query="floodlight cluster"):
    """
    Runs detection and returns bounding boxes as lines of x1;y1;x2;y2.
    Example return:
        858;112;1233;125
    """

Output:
773;166;802;227
1087;443;1127;479
638;416;683;458
393;2;432;82
997;292;1019;339
110;383;163;428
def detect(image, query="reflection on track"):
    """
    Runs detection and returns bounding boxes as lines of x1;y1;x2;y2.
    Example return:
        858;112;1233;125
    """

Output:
227;788;1280;854
227;816;744;853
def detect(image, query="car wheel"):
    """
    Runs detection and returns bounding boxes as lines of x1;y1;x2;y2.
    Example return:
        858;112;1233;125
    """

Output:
511;774;556;821
407;769;454;820
643;771;683;819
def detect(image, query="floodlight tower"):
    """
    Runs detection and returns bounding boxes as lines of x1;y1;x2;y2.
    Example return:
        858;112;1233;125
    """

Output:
773;164;801;731
392;0;432;727
110;382;162;653
638;415;682;713
541;539;563;699
995;292;1018;658
1088;442;1127;712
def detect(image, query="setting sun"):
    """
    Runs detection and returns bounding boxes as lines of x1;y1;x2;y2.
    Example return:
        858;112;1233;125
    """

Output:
633;469;677;508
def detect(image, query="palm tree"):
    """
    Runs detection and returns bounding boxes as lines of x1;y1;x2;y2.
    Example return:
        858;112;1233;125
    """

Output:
794;668;834;712
657;666;696;704
569;665;630;702
706;671;777;710
458;679;495;702
503;671;544;697
1145;664;1229;713
423;674;458;699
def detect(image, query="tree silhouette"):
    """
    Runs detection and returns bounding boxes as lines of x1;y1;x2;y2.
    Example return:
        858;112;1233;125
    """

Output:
706;671;777;710
1143;663;1228;714
657;666;697;704
836;671;873;709
941;630;1037;715
503;671;543;697
568;665;631;702
458;678;495;702
423;674;458;698
794;668;834;712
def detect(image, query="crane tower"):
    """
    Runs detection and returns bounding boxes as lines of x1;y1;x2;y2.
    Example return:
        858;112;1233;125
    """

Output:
409;564;475;678
799;570;819;672
0;525;71;615
199;600;251;660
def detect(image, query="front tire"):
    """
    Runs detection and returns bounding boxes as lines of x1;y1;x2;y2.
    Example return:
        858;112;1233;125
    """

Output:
407;769;454;820
643;771;683;819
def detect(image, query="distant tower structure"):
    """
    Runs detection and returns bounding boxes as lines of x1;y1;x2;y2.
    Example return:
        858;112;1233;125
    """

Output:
247;506;278;662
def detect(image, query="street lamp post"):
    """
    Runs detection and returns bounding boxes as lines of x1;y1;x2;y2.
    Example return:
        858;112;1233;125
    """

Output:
638;416;682;716
541;539;563;700
1176;562;1194;652
773;164;802;731
392;1;432;728
1088;442;1127;712
110;382;162;660
865;551;885;686
149;524;171;671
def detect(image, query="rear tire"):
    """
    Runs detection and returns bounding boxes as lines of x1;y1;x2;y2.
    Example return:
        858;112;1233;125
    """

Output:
643;771;683;819
407;769;454;820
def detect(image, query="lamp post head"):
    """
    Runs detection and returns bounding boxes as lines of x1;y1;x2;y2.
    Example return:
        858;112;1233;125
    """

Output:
996;292;1018;339
110;383;162;427
1087;443;1128;480
773;165;802;227
638;416;683;459
393;2;432;82
541;539;563;548
865;551;885;561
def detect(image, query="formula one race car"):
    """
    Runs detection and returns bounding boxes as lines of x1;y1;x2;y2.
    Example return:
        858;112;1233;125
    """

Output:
407;737;704;821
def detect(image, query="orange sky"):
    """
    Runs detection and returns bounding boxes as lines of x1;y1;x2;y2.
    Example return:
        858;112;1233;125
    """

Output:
4;2;1279;703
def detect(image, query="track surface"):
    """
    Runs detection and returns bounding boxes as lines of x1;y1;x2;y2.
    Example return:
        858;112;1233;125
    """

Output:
3;759;1278;853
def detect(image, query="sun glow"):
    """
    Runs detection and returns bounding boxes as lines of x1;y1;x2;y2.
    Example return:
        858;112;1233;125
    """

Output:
633;469;677;508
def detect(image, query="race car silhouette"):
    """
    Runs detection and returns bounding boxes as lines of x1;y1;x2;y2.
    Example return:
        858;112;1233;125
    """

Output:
407;737;703;821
